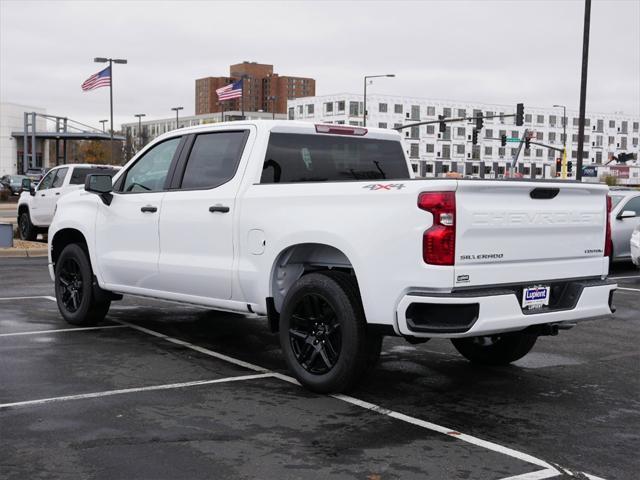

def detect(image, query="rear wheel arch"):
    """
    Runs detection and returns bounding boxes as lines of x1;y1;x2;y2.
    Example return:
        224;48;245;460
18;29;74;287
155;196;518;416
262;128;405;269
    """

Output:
269;243;359;315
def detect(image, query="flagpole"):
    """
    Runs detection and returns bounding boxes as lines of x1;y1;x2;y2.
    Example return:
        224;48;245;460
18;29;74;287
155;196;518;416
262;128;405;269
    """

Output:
93;57;126;163
109;58;114;161
241;77;245;120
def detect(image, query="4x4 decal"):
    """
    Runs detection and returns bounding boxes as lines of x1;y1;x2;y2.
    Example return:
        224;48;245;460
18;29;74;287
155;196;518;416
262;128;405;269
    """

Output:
362;183;406;191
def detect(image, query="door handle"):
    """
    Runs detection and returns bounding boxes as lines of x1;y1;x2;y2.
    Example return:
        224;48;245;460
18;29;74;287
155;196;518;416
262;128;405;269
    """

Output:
40;193;45;197
55;192;60;196
209;205;230;213
140;205;158;213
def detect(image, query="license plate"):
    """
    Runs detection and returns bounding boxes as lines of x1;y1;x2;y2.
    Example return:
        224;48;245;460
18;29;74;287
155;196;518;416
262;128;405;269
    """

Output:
522;285;550;310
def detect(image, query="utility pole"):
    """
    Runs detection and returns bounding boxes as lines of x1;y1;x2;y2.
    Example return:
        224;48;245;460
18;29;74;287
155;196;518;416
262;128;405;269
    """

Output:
576;0;592;181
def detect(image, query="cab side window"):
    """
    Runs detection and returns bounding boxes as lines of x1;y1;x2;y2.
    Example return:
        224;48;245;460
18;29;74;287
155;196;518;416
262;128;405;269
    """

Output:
180;131;247;190
37;170;56;191
121;137;181;193
52;167;69;188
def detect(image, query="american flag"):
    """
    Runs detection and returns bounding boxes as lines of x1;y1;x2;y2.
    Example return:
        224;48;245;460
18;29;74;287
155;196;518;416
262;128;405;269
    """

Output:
216;80;243;101
81;66;111;91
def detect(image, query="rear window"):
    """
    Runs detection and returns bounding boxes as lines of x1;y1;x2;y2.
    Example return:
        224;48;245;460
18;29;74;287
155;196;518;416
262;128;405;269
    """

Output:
70;167;119;185
260;133;410;183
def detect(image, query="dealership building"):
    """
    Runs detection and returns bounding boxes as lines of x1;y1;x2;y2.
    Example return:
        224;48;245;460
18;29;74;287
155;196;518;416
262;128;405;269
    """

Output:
0;102;50;176
287;94;639;179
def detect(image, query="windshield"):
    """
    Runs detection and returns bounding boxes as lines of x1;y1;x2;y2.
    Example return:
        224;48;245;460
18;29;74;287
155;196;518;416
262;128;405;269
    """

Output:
260;133;410;183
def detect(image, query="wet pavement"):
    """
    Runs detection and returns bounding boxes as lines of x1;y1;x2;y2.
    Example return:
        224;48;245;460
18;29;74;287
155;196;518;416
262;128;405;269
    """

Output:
1;257;638;479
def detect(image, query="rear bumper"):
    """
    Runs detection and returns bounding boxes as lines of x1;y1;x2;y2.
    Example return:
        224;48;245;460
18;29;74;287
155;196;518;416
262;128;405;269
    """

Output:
396;278;616;338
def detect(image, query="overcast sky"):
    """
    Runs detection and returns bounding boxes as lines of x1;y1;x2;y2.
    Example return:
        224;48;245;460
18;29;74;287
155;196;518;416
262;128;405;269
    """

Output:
1;0;639;131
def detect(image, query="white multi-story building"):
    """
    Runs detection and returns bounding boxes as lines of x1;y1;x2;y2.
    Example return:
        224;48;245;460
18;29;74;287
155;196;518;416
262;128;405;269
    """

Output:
287;94;639;179
121;110;287;148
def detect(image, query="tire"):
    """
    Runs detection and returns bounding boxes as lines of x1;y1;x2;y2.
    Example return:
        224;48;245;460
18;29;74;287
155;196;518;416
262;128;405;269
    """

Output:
18;211;37;241
55;243;110;326
451;332;538;366
279;270;379;393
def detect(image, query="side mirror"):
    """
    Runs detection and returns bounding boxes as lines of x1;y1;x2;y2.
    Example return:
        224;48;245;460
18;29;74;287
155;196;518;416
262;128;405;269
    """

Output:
618;210;636;220
85;174;113;205
21;178;31;192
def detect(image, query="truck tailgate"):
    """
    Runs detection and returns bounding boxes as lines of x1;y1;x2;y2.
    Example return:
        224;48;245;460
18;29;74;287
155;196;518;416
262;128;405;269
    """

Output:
454;180;609;288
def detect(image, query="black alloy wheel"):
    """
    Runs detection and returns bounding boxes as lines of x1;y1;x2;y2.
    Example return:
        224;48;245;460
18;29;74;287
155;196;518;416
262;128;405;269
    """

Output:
57;257;84;313
289;293;342;375
54;243;110;325
279;271;381;393
19;212;36;241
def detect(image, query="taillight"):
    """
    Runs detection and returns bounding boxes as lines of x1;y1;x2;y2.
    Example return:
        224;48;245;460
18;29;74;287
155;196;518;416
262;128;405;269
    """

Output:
418;191;456;265
315;124;367;136
604;195;612;257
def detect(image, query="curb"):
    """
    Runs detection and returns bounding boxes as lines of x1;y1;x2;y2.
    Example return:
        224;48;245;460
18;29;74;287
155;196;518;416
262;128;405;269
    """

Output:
0;248;48;258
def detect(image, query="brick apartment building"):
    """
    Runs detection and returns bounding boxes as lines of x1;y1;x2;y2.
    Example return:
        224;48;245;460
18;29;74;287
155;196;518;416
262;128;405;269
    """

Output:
195;61;315;116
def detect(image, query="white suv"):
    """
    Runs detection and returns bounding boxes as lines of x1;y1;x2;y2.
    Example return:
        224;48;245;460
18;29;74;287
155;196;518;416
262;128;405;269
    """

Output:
18;164;120;240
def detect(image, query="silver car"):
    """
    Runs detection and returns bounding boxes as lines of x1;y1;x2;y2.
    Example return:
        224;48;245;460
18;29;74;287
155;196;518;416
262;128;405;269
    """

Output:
631;223;640;267
609;188;640;262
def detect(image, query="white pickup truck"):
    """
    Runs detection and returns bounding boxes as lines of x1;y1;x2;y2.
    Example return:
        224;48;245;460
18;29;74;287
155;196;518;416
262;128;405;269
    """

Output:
48;121;616;393
18;164;119;240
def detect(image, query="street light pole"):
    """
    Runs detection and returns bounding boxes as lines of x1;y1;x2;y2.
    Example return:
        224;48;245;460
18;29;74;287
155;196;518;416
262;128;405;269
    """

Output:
171;106;184;130
268;96;277;119
134;113;146;150
99;119;108;133
94;57;127;161
363;74;395;127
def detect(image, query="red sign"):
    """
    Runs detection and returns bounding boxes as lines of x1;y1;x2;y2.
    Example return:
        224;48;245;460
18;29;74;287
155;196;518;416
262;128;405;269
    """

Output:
610;166;630;179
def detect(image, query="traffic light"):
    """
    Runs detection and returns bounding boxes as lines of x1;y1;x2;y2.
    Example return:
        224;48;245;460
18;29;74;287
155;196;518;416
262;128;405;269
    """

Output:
525;136;531;149
516;103;524;126
555;158;562;177
501;134;507;147
567;161;573;173
472;128;478;145
438;115;446;133
476;112;484;131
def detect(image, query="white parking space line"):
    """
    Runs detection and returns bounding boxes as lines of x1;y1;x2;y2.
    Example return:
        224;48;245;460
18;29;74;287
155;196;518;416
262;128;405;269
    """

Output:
115;319;270;373
0;373;275;409
0;325;128;337
497;468;560;480
0;295;56;301
117;319;604;480
6;299;604;478
616;287;640;292
333;393;555;469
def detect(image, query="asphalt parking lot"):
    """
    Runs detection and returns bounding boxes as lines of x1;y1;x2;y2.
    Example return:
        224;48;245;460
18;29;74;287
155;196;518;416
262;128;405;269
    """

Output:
1;258;638;480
